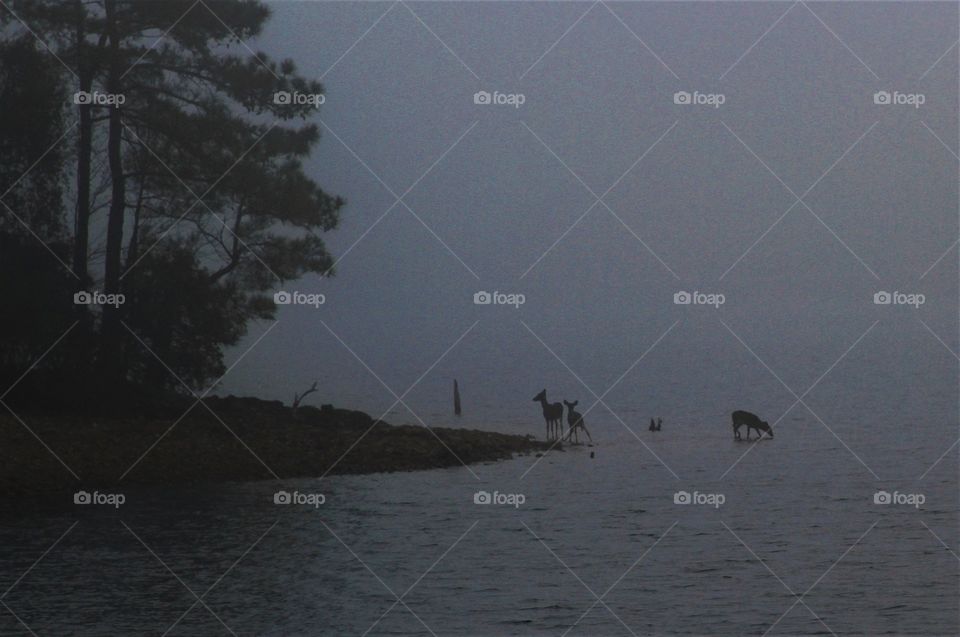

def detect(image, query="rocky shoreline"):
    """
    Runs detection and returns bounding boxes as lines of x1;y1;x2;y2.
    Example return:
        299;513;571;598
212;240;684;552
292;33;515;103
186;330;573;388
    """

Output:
0;396;550;497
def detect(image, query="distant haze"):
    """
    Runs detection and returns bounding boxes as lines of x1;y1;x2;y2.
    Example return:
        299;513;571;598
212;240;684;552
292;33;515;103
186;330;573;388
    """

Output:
222;2;958;435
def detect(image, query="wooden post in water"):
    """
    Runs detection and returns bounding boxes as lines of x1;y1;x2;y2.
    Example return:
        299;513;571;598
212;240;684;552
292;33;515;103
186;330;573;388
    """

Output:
453;379;461;416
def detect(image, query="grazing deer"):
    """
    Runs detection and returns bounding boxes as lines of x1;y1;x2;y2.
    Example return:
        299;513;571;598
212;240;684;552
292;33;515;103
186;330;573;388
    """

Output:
563;400;593;444
533;389;563;440
732;410;773;440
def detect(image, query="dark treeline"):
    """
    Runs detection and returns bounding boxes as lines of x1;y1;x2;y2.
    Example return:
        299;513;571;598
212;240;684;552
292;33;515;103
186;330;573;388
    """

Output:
0;1;343;412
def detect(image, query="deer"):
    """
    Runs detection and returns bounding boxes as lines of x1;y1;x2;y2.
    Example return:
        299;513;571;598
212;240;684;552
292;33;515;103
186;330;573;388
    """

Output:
563;400;593;444
732;410;773;440
533;389;564;440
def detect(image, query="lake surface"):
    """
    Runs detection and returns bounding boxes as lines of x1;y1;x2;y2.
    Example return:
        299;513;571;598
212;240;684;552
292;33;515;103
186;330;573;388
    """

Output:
3;323;958;636
2;343;957;636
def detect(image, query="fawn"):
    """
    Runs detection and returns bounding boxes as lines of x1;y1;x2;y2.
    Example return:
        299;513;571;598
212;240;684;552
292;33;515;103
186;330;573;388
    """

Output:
563;400;593;444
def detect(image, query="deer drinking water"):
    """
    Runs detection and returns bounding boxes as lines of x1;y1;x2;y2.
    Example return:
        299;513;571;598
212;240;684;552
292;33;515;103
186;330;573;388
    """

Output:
731;410;773;440
533;389;563;441
563;400;593;444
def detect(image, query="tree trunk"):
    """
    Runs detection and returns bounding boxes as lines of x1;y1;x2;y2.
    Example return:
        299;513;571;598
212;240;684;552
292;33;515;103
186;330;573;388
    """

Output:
72;0;91;283
99;0;126;386
125;171;145;270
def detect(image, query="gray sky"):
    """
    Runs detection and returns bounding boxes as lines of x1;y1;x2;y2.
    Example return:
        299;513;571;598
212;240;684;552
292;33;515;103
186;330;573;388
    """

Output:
222;1;958;426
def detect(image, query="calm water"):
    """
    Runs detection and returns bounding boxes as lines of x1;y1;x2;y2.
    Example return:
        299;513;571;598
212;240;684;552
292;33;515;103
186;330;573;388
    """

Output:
2;337;958;635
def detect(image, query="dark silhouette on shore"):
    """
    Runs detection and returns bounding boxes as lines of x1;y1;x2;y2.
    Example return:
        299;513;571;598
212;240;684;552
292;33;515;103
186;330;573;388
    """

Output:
0;396;548;496
533;389;563;440
563;400;593;444
649;417;662;431
732;410;774;440
292;381;319;419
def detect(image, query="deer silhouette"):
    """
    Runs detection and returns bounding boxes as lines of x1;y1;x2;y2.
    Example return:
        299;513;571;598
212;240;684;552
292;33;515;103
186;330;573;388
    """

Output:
563;400;593;444
732;410;773;440
533;389;563;440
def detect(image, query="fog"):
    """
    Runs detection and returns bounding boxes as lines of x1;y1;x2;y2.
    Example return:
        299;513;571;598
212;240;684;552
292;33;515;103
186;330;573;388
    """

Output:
222;2;958;424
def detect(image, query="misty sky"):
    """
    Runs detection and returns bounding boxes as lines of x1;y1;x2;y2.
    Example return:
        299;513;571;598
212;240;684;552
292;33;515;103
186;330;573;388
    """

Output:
221;1;958;426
